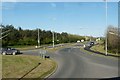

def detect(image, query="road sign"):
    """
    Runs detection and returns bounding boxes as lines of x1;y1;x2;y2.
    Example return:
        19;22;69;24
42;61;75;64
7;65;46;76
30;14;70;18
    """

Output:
39;49;47;59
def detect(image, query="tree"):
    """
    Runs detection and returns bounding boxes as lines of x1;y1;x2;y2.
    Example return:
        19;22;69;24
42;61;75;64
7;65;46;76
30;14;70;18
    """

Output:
2;24;87;47
106;25;118;54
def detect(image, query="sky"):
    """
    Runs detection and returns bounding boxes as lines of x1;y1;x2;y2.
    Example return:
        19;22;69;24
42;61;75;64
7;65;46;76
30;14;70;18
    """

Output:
1;2;118;37
1;0;120;2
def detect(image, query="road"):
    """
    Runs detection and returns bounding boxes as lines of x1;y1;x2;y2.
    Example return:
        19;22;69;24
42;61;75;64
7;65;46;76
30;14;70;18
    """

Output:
21;45;118;78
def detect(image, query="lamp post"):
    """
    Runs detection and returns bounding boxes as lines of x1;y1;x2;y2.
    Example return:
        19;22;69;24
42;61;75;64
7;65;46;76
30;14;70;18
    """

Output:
38;28;40;47
109;31;118;36
104;0;108;55
0;29;10;39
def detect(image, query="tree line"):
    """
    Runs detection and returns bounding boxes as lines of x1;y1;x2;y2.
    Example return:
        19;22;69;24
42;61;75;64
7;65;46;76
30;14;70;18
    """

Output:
1;24;85;47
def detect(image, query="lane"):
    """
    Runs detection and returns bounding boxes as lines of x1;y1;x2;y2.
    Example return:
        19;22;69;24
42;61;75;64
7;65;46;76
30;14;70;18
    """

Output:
21;47;118;78
49;48;82;78
49;48;84;78
49;47;118;78
71;48;118;78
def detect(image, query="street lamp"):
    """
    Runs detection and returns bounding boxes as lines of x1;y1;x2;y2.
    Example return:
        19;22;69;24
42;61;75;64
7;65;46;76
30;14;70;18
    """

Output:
0;30;11;39
38;28;40;47
109;31;118;36
1;30;10;35
104;0;108;55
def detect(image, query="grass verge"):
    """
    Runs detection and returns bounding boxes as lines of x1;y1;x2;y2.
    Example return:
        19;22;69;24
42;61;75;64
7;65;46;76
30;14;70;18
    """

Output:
9;45;39;51
80;47;119;60
91;44;120;57
2;55;57;78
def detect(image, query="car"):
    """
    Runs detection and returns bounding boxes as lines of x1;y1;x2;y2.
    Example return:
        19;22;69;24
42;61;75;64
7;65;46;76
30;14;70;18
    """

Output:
90;41;94;46
1;47;20;55
85;41;95;47
45;55;50;58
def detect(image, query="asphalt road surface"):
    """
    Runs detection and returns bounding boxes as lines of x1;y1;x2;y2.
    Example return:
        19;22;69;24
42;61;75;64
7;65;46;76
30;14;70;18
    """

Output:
21;46;118;78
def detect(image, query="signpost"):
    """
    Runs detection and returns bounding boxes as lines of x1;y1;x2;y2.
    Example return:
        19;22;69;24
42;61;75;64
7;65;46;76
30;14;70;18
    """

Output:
39;49;47;59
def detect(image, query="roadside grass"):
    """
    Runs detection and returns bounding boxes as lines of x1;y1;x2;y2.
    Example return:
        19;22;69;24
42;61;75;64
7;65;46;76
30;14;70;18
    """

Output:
2;55;56;78
8;45;39;51
8;44;52;51
80;47;119;59
8;44;68;51
8;43;74;52
91;44;120;57
91;44;105;53
8;45;34;48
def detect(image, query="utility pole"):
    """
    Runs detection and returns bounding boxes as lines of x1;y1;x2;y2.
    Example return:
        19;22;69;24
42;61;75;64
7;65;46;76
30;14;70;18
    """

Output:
38;28;40;47
105;0;108;55
52;31;54;48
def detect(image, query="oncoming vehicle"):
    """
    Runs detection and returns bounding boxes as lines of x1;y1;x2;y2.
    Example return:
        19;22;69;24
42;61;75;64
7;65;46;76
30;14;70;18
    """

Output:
1;47;20;55
85;41;95;47
90;41;94;46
